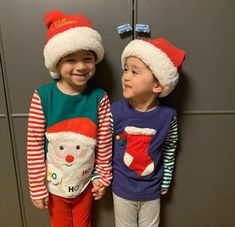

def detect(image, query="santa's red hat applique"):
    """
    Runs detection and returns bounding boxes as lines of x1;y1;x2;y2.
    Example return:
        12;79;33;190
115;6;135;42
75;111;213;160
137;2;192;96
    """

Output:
46;117;97;147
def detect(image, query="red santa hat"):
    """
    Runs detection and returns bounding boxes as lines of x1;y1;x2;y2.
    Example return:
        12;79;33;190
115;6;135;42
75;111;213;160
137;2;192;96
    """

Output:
45;118;97;146
43;10;104;79
121;38;186;97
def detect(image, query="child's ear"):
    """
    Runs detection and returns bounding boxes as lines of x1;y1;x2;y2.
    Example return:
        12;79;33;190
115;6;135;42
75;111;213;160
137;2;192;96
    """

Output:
152;83;163;94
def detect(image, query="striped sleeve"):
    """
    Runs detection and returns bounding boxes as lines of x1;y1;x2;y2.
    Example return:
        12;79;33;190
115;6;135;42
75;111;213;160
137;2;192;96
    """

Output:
91;93;112;186
110;112;114;135
161;116;178;191
27;90;48;200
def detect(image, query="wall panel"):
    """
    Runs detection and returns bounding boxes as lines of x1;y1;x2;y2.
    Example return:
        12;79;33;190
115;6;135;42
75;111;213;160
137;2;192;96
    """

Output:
137;0;235;111
0;0;132;226
161;114;235;227
0;62;22;226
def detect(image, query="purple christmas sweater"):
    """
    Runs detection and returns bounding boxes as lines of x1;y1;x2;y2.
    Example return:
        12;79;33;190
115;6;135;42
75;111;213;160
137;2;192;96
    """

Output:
111;99;178;201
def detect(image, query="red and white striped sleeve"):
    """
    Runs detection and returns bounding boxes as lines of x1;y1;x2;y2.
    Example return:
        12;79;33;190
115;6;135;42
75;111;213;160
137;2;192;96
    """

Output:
27;90;48;200
95;93;113;187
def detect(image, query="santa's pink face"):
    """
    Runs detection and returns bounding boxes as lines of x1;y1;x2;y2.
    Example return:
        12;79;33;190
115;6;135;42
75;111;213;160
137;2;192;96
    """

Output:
48;140;89;167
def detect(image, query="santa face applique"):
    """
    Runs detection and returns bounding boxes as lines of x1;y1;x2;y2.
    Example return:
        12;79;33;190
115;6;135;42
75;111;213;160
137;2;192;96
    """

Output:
47;140;92;167
46;138;95;197
116;126;156;176
45;118;97;198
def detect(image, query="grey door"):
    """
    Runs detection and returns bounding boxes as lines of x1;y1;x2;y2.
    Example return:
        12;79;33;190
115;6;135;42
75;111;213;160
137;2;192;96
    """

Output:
0;0;132;226
0;52;22;226
137;0;235;226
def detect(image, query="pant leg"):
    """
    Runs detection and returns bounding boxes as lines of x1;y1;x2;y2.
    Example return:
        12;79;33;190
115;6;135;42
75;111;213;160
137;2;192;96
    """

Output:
48;193;72;227
138;198;160;227
112;192;138;227
48;183;93;227
72;183;93;227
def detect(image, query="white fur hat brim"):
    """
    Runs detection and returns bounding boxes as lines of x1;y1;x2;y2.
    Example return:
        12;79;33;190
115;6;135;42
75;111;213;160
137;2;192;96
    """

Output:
44;27;104;79
125;126;156;135
45;132;97;147
121;40;179;97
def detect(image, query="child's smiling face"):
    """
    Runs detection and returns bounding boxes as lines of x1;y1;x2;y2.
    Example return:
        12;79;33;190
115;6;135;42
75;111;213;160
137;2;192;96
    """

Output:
57;50;96;94
122;56;162;101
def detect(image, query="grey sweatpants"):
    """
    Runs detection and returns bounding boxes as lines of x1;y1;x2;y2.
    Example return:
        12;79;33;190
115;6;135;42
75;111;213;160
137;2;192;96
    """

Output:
113;192;160;227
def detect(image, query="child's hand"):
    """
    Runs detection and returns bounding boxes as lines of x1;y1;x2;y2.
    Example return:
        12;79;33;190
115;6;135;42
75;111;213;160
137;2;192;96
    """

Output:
32;197;49;209
92;180;106;200
161;190;168;195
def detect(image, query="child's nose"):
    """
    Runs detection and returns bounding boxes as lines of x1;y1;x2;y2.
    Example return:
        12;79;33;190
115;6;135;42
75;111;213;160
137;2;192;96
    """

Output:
123;73;131;80
75;61;87;71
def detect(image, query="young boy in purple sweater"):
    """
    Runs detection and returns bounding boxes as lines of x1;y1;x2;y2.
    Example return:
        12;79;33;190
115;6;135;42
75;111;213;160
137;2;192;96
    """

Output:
111;37;185;227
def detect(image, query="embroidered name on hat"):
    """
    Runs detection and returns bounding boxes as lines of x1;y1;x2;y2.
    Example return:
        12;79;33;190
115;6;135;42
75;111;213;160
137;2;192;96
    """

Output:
44;10;105;78
55;18;78;28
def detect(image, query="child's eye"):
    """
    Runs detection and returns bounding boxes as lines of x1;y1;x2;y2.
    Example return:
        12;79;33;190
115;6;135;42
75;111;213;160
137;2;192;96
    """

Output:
62;58;75;63
124;67;128;72
132;70;138;74
66;59;75;62
84;57;93;61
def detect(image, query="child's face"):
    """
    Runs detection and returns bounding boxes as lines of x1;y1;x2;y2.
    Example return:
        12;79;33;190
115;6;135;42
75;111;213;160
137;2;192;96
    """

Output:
122;57;162;100
57;50;96;92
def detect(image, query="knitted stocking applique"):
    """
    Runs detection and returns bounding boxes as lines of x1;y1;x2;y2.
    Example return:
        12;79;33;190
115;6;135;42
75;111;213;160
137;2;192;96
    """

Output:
123;126;156;176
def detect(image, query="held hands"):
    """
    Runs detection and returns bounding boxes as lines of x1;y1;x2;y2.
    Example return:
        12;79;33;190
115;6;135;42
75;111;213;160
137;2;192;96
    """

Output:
31;181;106;207
92;180;106;200
31;197;49;209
